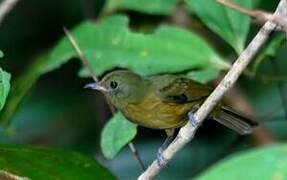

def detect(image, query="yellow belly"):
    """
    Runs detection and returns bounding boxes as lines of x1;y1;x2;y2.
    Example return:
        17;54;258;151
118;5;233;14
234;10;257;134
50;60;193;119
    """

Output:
121;95;197;129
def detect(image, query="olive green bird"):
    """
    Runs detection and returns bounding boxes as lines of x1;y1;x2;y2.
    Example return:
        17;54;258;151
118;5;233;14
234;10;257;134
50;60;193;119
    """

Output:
85;70;257;166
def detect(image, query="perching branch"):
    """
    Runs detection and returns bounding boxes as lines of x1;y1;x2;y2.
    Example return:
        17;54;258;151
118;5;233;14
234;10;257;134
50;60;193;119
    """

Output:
138;0;287;179
0;0;20;26
63;27;146;171
217;0;287;31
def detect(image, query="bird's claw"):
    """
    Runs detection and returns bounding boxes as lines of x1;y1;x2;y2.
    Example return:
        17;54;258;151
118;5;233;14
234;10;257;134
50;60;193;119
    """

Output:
157;148;168;167
188;111;199;127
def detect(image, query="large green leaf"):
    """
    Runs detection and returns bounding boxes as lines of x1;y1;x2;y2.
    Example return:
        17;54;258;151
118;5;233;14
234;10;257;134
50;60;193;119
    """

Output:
104;0;177;15
186;0;253;54
198;144;287;180
49;15;227;78
0;144;115;179
0;68;11;111
101;112;137;159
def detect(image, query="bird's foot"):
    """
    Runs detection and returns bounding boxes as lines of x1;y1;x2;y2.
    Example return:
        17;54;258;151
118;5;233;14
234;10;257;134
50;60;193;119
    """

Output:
188;111;199;127
157;147;168;168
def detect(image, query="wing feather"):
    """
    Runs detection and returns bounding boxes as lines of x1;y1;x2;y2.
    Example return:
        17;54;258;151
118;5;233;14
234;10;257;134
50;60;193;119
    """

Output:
156;76;212;104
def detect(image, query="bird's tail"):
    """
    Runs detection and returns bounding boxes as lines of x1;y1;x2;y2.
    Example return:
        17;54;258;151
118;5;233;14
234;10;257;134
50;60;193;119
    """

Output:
213;106;258;135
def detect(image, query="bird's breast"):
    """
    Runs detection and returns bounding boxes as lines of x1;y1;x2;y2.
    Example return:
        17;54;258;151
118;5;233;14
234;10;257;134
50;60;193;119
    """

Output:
121;94;196;129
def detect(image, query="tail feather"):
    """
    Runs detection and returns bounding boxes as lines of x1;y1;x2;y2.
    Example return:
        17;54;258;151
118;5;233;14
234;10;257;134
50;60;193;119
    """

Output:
213;107;258;135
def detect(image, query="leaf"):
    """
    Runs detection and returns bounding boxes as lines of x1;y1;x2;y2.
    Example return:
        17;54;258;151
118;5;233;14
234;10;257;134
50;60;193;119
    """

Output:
0;68;11;111
0;144;115;179
0;50;3;58
197;144;287;180
186;68;221;83
186;0;253;54
104;0;177;15
101;112;137;159
49;15;227;78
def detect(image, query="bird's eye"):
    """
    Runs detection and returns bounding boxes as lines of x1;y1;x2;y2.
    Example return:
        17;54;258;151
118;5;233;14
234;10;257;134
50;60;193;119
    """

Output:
110;81;118;89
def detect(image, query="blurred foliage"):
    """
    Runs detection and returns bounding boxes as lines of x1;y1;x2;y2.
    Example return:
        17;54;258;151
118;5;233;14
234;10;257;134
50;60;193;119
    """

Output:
0;50;3;58
185;0;253;54
198;144;287;180
0;54;49;126
252;34;286;73
101;112;137;159
0;0;286;179
0;144;115;179
242;44;287;140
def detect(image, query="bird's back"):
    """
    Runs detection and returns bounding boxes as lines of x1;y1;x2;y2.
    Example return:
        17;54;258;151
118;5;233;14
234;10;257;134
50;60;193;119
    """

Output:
121;74;210;129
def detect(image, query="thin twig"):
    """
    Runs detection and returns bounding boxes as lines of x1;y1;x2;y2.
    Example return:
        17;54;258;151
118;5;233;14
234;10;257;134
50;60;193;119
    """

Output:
0;0;20;26
63;27;146;171
63;27;98;82
217;0;287;30
138;0;286;179
128;141;146;171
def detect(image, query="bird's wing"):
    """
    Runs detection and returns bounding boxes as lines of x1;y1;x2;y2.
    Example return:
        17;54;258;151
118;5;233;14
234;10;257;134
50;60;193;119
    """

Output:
156;76;212;104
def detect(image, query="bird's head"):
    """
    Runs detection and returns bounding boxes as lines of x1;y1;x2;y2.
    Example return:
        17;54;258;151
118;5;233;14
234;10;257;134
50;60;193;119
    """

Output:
85;70;148;108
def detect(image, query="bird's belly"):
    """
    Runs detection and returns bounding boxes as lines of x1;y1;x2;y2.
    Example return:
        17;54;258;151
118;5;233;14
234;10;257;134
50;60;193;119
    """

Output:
122;96;194;129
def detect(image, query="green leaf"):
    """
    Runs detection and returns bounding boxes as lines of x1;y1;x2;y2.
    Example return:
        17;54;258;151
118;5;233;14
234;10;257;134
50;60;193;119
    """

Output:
49;15;227;78
186;68;221;83
0;144;115;179
0;50;3;58
104;0;177;15
101;112;137;159
198;144;287;180
186;0;253;54
0;68;11;111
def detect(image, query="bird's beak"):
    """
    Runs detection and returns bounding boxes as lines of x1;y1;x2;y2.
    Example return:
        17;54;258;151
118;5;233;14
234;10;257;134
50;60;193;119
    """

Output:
84;82;108;92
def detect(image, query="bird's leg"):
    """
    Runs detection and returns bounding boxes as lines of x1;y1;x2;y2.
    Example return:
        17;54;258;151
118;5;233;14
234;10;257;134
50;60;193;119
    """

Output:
188;111;199;127
157;129;175;167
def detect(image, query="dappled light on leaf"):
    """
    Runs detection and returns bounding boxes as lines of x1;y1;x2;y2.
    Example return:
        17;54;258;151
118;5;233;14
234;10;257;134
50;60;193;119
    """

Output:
49;15;227;79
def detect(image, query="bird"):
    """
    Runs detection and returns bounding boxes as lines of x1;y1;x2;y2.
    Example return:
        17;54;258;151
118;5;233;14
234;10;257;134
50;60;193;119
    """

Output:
85;70;258;166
